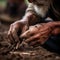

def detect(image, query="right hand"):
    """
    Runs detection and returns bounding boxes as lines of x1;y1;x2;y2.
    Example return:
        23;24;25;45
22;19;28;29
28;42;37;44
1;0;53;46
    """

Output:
8;21;28;43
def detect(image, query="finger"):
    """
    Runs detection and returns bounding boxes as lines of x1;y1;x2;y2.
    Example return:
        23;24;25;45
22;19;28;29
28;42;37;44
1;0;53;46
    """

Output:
22;25;28;33
39;29;51;37
8;24;12;36
25;33;40;43
25;28;51;43
20;26;39;38
39;26;51;32
37;30;50;44
8;32;13;43
8;25;14;43
11;27;19;43
20;30;34;38
20;24;43;38
38;36;49;45
39;30;51;45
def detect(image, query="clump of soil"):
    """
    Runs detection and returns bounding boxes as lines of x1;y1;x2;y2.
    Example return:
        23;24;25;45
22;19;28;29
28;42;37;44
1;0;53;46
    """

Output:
0;22;60;60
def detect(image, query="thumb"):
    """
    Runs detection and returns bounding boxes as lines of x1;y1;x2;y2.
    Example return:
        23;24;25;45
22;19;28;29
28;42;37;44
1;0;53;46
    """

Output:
20;30;30;39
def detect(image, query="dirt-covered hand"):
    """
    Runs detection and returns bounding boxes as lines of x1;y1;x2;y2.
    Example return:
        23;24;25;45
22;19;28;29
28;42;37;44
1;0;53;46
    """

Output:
20;23;53;45
8;21;28;43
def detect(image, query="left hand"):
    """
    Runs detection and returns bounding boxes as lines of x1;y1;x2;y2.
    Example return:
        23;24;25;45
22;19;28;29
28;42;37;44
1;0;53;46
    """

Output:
20;23;53;46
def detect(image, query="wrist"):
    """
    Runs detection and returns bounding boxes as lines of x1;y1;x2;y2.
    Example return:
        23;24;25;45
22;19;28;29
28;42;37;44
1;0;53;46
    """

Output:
48;21;60;27
47;22;57;28
19;17;29;26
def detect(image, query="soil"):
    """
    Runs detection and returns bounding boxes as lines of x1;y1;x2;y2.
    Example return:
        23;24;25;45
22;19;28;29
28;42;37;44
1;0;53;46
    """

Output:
0;21;60;60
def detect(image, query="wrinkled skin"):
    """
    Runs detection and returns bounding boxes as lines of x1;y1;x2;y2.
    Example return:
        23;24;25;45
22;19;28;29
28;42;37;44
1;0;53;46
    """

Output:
8;21;28;43
8;11;38;44
8;0;60;46
20;23;60;46
8;20;60;46
20;23;53;45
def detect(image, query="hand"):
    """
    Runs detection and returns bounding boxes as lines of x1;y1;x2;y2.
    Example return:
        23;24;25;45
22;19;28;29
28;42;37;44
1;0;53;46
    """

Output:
20;23;53;46
8;20;28;43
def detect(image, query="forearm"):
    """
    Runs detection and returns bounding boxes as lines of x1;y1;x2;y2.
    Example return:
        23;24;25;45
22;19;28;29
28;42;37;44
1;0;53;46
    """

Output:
48;21;60;27
20;12;37;26
48;21;60;35
35;22;60;35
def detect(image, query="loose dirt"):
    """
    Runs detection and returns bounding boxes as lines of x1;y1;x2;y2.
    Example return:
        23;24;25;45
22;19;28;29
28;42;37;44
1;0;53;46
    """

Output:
0;21;60;60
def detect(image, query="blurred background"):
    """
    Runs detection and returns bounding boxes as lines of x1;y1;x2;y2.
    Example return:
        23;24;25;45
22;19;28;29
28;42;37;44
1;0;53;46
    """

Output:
0;0;28;23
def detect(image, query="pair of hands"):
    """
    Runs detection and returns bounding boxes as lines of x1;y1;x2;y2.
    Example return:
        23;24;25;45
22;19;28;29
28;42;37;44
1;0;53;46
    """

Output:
8;21;56;46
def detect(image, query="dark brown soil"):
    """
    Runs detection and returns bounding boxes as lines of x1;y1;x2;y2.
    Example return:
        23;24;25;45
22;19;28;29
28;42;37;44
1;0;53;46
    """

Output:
0;21;60;60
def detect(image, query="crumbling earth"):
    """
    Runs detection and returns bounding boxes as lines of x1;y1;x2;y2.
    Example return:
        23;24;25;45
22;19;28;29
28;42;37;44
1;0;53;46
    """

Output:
0;21;60;60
